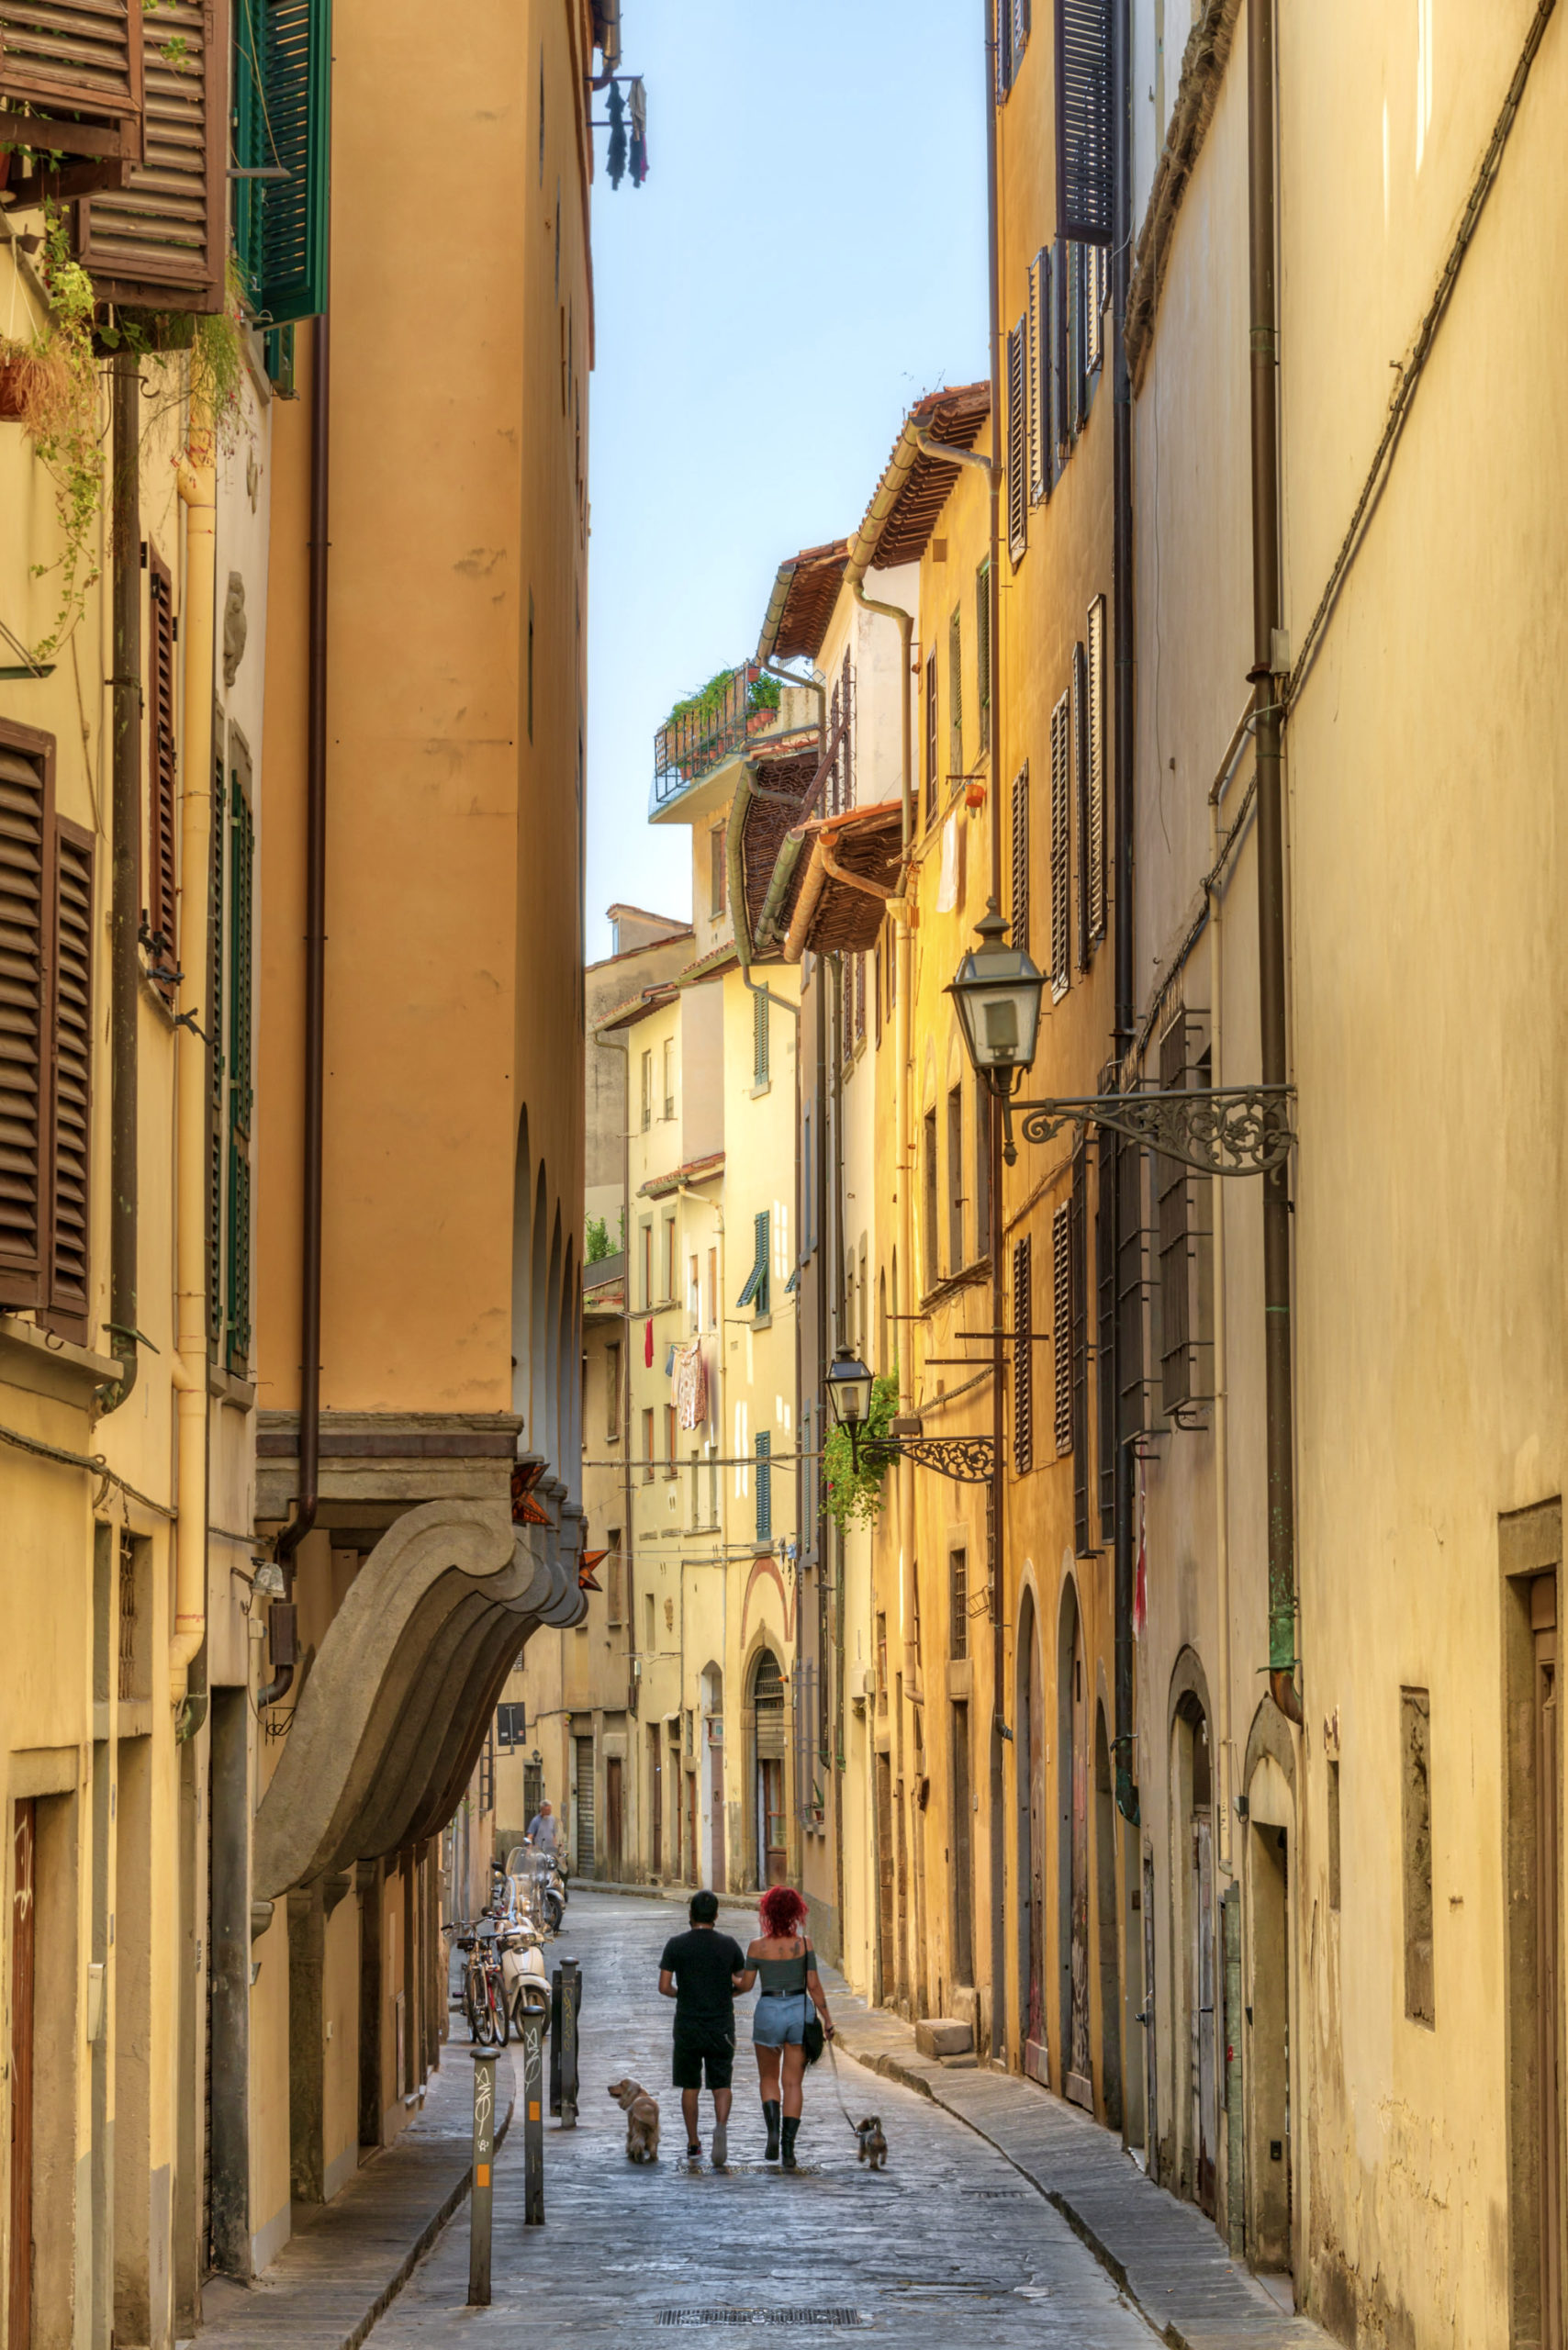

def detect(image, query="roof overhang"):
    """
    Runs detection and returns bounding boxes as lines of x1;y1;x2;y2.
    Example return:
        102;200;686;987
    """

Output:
780;801;904;964
756;538;851;665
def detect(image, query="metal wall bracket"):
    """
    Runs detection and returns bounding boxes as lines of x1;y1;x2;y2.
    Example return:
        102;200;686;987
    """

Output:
864;1434;996;1485
1014;1084;1294;1176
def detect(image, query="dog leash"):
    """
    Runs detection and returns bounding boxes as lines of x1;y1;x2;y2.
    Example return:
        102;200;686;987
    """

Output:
823;2036;863;2135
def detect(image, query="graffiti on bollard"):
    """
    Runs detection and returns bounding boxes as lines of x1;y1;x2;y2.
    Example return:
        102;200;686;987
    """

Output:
467;2047;498;2307
558;1956;580;2129
522;2012;545;2225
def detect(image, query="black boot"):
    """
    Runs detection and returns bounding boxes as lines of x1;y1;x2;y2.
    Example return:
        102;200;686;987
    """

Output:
763;2099;781;2160
780;2116;800;2171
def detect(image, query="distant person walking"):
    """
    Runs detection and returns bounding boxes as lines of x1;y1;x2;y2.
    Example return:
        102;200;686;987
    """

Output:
525;1800;557;1852
658;1890;747;2164
734;1886;834;2169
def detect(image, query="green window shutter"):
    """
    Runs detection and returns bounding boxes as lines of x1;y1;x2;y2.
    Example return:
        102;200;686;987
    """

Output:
753;985;768;1084
235;0;332;325
224;756;254;1374
207;737;225;1354
755;1432;772;1543
736;1208;770;1315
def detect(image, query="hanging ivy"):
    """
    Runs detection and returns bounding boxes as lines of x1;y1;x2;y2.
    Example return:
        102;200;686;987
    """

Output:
823;1371;900;1531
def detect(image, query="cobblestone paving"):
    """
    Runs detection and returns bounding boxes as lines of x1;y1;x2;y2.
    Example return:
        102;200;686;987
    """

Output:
367;1891;1157;2349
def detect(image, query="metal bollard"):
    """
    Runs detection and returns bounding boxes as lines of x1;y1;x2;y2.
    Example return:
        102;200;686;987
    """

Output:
521;2011;545;2226
467;2048;498;2307
558;1957;580;2129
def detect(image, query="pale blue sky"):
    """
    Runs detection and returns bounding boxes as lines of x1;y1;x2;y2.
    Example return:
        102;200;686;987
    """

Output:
584;0;989;959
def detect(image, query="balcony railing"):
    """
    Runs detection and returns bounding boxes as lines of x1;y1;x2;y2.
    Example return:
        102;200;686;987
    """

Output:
650;661;783;816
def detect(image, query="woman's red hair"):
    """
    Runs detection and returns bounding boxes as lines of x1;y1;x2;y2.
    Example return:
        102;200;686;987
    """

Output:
759;1886;807;1938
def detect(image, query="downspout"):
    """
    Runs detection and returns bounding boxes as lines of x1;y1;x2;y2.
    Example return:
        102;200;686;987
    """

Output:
596;1028;636;1718
1111;0;1140;1824
263;312;330;1706
1247;0;1302;1726
98;352;140;1415
169;408;218;1721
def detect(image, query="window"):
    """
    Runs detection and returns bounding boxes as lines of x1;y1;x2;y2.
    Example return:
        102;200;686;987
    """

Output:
1402;1686;1434;2024
924;647;938;827
1049;690;1070;998
974;1077;992;1259
1007;313;1028;565
1028;247;1051;503
640;1219;653;1309
946;1086;965;1273
737;1210;770;1316
1051;235;1070;466
145;548;177;996
1013;1237;1033;1472
975;562;991;753
662;1214;677;1302
687;1253;700;1330
924;1108;940;1290
706;1244;718;1328
1052;1203;1073;1457
496;1701;526;1749
755;1431;772;1543
1071;1149;1090;1551
950;1548;968;1660
753;986;769;1086
606;1342;622;1440
665;1404;678;1478
642;1406;655;1482
1057;0;1114;246
1071;639;1091;970
1085;595;1107;948
710;825;726;917
662;1037;675;1119
947;607;963;780
640;1049;652;1131
645;1591;655;1651
1011;763;1030;957
997;0;1028;93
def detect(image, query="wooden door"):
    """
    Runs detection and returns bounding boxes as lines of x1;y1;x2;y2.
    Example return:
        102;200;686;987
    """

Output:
759;1761;785;1886
1192;1812;1216;2212
1067;1615;1093;2108
1538;1579;1562;2350
606;1759;623;1880
711;1739;727;1893
1025;1631;1047;2081
8;1801;34;2348
951;1703;974;1985
1143;1852;1158;2179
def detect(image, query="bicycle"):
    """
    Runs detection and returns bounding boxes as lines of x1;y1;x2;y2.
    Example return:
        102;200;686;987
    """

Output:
451;1917;509;2046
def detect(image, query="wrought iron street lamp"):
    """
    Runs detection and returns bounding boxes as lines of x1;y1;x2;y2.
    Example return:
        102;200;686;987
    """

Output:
826;1344;994;1486
946;903;1047;1164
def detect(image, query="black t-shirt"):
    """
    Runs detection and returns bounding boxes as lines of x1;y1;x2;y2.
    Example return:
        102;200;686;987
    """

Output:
660;1928;746;2033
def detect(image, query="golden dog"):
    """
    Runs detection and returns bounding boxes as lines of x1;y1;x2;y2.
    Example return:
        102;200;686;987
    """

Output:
607;2076;661;2163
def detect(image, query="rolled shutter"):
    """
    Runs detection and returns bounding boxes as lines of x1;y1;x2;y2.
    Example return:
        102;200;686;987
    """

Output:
0;733;51;1306
146;547;177;991
44;818;93;1339
1056;0;1114;247
0;2;142;161
75;0;227;314
234;0;331;325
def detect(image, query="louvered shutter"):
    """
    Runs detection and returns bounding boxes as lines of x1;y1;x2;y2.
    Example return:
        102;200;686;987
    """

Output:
146;547;177;990
1010;763;1029;957
233;0;331;324
44;818;93;1340
1052;1203;1072;1456
1069;242;1087;435
0;733;51;1306
1070;1149;1089;1550
924;649;937;827
75;0;226;313
1052;236;1069;463
754;983;768;1083
224;741;253;1373
1072;638;1089;970
1095;1127;1116;1537
1006;314;1027;566
975;560;991;754
1027;249;1048;506
1012;1235;1032;1473
0;2;142;161
755;1430;771;1542
1086;596;1106;946
1049;690;1070;998
947;607;962;778
1085;241;1105;377
995;0;1013;98
1056;0;1114;246
737;1208;769;1315
206;724;224;1353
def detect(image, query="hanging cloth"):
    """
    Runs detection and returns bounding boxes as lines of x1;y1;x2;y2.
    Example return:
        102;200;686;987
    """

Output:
644;1316;655;1370
675;1342;708;1430
936;812;959;912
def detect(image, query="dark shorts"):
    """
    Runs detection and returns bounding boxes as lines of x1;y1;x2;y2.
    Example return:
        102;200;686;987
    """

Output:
673;2025;734;2091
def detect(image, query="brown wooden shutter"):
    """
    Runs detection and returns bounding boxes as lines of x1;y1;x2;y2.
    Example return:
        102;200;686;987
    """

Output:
43;818;94;1340
1094;1127;1115;1537
1027;249;1048;505
1010;762;1029;957
1013;1235;1032;1472
0;728;52;1308
1070;1147;1089;1550
1049;689;1070;996
1007;314;1028;566
146;545;178;992
0;3;143;173
74;0;227;313
1157;1011;1192;1414
1056;0;1114;247
1086;595;1107;946
206;713;225;1352
1052;1203;1072;1455
1072;638;1090;970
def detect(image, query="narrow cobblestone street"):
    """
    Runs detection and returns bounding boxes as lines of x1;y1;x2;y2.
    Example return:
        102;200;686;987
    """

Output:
365;1893;1156;2347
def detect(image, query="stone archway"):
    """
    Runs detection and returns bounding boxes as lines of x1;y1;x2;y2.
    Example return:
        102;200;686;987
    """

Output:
750;1649;786;1887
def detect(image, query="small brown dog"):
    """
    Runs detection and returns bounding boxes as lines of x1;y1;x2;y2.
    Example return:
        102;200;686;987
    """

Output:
608;2076;661;2163
854;2115;888;2170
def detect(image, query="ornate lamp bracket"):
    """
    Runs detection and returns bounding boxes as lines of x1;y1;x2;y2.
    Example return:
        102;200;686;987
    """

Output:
1014;1084;1295;1177
850;1430;996;1485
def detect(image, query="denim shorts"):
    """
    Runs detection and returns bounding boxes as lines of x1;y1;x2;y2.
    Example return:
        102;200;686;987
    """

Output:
753;1991;811;2049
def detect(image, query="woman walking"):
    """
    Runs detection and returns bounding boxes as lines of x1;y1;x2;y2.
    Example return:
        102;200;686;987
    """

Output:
735;1886;834;2168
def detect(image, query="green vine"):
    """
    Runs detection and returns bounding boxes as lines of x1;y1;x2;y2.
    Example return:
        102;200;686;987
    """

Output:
823;1371;900;1530
0;207;106;662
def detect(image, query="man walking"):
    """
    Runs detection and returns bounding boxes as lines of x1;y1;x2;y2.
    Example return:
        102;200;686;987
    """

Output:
525;1799;557;1852
658;1890;746;2164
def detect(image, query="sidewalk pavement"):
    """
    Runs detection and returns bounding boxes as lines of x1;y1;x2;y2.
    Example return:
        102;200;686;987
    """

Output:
186;2045;514;2350
813;1950;1331;2350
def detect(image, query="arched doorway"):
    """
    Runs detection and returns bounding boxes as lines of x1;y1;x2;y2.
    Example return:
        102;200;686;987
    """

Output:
700;1664;726;1892
1245;1734;1295;2288
1172;1689;1218;2214
1016;1587;1048;2083
751;1651;786;1886
1058;1576;1092;2108
1094;1703;1124;2131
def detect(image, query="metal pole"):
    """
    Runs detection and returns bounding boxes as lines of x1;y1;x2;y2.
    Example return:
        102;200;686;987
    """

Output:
521;2013;545;2225
466;2048;497;2307
558;1958;579;2128
100;352;140;1418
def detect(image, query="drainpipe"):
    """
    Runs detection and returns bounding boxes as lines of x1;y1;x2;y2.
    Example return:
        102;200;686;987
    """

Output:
1246;0;1302;1727
98;352;141;1415
168;409;218;1720
1110;0;1140;1826
263;312;330;1706
595;1028;636;1717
